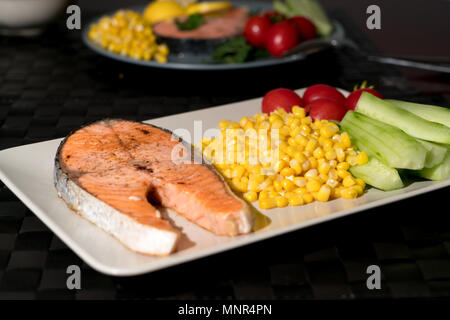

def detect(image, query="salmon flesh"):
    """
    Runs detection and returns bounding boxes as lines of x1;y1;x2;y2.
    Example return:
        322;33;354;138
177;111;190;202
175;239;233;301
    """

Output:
54;119;253;256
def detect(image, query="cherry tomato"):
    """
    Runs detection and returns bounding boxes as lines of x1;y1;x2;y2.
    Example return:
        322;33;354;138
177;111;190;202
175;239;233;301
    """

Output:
288;16;317;41
262;88;305;114
263;10;285;24
244;16;272;47
303;84;346;106
344;88;384;110
306;99;347;121
265;21;300;57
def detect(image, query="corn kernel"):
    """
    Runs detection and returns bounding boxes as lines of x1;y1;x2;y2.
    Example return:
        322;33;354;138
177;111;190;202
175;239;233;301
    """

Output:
268;191;279;198
273;180;283;192
303;193;314;203
292;106;306;118
308;157;318;169
289;195;304;206
347;155;358;166
341;187;358;199
356;151;368;165
289;159;302;175
337;162;350;171
280;125;290;136
342;175;356;187
286;146;296;157
289;118;301;129
282;179;296;191
276;196;289;207
300;124;311;135
305;139;318;153
259;198;276;209
331;186;342;198
325;149;336;160
304;168;318;179
317;185;331;202
301;117;312;125
248;180;259;192
288;137;296;146
320;123;339;138
335;147;346;162
232;166;245;179
302;160;310;171
341;132;351;148
323;139;334;151
318;161;331;175
280;167;295;176
306;178;321;192
337;169;350;179
239;117;248;127
290;126;301;137
243;191;257;202
259;191;269;199
294;177;306;187
294;134;308;146
274;160;287;173
352;185;364;195
293;151;306;163
326;178;339;188
271;119;284;129
356;178;366;189
313;147;325;159
269;114;282;123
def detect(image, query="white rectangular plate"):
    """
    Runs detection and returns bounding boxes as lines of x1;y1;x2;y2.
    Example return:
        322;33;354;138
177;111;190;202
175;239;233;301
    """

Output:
0;88;449;276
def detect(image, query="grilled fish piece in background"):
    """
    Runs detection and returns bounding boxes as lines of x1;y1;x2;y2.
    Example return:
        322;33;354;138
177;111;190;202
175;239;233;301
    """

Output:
54;119;253;256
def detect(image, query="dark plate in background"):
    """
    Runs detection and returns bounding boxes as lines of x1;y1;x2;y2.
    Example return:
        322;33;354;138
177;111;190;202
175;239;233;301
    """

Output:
82;1;345;71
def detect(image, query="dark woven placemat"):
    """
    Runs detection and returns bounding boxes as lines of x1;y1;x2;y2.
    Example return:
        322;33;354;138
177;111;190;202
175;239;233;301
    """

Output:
0;8;449;300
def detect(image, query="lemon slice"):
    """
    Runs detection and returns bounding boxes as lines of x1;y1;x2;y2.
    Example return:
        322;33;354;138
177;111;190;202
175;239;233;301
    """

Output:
143;1;185;24
185;1;232;15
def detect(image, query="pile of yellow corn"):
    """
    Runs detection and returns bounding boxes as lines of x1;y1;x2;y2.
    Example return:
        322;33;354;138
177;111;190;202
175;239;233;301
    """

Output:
88;10;169;63
201;107;368;209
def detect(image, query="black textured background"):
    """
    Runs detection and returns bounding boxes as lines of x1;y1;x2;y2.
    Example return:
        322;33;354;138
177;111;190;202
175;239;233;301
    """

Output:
0;3;449;300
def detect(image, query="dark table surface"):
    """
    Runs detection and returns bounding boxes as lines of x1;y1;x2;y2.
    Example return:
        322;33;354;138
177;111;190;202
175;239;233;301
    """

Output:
0;0;449;300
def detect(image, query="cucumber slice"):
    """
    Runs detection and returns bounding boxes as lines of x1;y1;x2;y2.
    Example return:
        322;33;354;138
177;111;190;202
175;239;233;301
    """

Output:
386;99;450;128
356;92;450;144
349;157;403;191
341;111;427;170
416;139;447;168
415;147;450;181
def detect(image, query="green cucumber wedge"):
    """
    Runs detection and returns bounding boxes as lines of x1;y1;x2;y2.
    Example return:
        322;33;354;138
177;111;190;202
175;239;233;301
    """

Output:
415;147;450;181
341;111;427;170
386;99;450;128
356;92;450;144
349;157;403;191
416;139;447;168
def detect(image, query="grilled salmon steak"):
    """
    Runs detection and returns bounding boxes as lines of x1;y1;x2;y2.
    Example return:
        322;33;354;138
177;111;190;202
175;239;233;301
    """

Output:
54;119;253;256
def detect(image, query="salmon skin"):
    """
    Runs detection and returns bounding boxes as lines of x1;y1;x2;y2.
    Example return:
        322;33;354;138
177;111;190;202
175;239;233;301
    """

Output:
54;119;253;256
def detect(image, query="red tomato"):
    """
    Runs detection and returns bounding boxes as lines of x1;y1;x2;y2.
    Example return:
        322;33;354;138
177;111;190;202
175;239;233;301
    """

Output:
265;21;300;57
244;16;272;47
303;84;346;106
262;88;305;114
288;16;317;41
344;88;384;110
306;99;347;121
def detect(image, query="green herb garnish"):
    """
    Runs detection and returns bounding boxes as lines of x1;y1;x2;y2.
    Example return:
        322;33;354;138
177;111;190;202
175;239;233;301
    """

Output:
175;14;204;31
212;36;270;64
212;36;252;64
